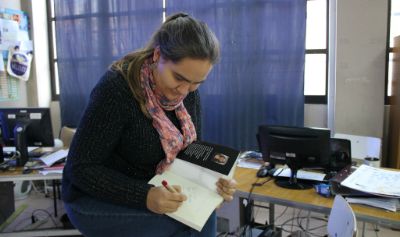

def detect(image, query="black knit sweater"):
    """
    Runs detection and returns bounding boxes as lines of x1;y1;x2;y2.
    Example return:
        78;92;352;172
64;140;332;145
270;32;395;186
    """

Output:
61;69;201;209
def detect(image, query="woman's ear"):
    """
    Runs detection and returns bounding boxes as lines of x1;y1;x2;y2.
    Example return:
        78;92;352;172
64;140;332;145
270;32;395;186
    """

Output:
153;46;161;63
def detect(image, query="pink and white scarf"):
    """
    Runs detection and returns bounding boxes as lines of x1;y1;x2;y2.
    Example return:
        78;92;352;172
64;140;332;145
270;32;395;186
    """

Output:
140;59;197;173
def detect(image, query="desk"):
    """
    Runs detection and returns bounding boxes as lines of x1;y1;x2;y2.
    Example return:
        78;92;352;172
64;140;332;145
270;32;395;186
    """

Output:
233;167;400;229
0;168;81;237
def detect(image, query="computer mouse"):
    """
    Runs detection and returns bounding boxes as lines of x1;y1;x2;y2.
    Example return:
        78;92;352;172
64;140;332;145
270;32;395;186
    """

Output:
256;166;270;177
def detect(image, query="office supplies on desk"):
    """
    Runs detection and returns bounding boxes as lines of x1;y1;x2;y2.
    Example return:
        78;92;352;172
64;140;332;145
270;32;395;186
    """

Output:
341;165;400;198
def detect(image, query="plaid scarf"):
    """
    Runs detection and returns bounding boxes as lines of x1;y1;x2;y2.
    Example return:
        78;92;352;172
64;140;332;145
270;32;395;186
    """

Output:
140;59;197;174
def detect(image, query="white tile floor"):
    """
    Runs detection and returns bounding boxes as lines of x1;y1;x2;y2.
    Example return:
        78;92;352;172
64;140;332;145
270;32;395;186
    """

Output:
1;181;79;236
250;202;400;237
2;184;400;237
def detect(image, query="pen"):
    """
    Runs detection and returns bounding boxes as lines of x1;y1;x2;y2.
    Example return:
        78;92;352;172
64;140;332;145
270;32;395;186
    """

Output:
162;180;177;193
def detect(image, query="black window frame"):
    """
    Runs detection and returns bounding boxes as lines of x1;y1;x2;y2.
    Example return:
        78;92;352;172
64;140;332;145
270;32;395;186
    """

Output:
47;0;59;101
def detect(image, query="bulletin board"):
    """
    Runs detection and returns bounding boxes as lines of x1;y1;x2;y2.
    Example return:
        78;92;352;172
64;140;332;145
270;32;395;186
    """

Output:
0;8;31;101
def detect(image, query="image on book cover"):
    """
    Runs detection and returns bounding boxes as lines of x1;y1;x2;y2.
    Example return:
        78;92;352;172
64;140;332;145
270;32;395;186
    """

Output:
177;141;239;175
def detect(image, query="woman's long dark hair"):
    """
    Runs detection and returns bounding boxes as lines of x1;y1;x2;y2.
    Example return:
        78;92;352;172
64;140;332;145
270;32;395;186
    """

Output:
111;12;220;117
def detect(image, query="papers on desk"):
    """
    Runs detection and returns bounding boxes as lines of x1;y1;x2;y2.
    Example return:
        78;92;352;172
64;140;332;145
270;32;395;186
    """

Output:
39;149;68;167
346;197;400;212
38;164;64;175
237;158;264;169
25;149;68;175
273;168;326;181
341;165;400;198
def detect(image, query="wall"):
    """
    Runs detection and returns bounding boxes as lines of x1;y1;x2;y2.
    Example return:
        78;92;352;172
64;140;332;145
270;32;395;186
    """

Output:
334;0;387;138
306;0;388;140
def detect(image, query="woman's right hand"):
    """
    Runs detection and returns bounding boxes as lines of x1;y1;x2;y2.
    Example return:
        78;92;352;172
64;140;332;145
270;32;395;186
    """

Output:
146;185;187;214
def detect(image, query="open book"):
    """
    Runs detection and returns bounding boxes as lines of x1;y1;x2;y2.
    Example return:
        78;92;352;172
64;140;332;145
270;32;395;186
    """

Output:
148;141;239;231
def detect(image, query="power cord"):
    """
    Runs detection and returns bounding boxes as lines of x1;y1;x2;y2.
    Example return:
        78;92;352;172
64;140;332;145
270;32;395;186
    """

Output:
31;209;58;227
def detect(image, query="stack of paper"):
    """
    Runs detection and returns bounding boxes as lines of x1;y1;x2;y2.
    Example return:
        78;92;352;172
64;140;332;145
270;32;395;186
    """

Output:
39;149;68;167
346;197;400;212
341;165;400;198
37;149;68;175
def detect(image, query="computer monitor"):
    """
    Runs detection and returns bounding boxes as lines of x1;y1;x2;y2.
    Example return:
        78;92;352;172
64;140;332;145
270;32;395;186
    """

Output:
257;125;331;189
0;108;54;166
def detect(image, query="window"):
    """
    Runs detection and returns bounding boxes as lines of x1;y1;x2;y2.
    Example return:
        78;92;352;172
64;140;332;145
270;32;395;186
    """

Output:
304;0;328;104
386;0;400;103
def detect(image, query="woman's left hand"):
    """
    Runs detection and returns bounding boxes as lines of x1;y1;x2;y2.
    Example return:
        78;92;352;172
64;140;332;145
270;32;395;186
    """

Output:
216;178;237;202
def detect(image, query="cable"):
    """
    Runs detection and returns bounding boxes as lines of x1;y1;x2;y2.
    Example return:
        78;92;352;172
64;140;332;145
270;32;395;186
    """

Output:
217;231;239;237
238;167;285;237
238;178;259;237
31;209;58;227
294;210;328;237
274;206;288;223
290;208;296;233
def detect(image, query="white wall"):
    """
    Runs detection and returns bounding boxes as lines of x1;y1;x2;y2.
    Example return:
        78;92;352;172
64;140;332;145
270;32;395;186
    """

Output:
22;0;52;108
334;0;387;138
306;0;388;141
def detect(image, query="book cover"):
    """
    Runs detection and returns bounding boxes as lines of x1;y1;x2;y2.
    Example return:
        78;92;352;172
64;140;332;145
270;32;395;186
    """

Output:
177;141;238;175
148;141;239;231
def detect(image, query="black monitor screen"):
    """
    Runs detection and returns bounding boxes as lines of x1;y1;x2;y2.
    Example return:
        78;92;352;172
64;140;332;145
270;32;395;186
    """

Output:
0;108;54;166
257;125;331;189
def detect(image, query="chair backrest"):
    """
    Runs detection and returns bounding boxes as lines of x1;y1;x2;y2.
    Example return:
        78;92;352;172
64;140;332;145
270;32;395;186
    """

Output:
59;126;76;148
334;133;381;165
327;195;357;237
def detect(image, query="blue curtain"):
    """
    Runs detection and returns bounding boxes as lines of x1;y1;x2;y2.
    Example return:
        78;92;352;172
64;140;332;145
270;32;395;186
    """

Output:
55;0;305;150
167;0;306;150
54;0;162;127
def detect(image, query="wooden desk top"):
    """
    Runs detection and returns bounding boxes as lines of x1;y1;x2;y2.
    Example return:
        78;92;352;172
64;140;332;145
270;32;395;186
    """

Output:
233;167;400;228
0;167;62;182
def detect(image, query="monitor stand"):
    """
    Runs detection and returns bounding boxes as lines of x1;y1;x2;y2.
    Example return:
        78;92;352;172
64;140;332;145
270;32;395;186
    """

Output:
274;168;313;190
14;122;30;167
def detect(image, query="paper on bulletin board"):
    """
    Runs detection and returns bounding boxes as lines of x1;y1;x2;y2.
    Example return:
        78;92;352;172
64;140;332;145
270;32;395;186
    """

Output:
0;18;20;50
0;8;31;58
0;52;19;101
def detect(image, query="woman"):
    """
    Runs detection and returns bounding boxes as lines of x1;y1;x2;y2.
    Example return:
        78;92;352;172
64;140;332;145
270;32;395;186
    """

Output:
62;12;237;237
